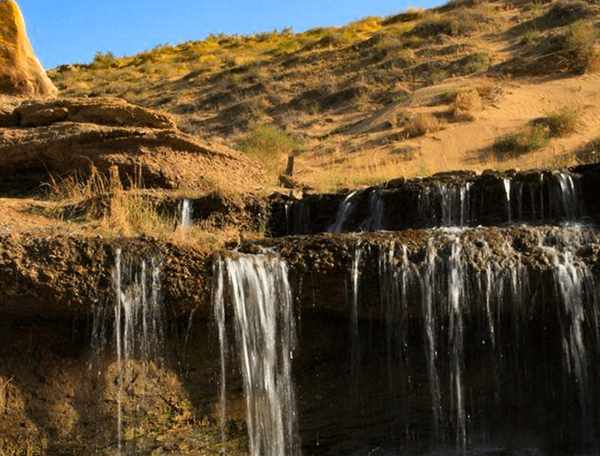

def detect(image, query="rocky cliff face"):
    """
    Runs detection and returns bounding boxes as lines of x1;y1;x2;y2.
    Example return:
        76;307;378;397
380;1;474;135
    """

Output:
0;1;57;98
1;166;600;454
0;97;265;192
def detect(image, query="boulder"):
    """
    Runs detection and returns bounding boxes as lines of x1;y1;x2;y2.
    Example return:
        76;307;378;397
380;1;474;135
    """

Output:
0;1;58;98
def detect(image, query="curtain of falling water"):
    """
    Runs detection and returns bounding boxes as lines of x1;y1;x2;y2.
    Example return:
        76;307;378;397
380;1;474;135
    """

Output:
214;253;301;456
108;248;164;452
178;198;193;233
369;225;600;450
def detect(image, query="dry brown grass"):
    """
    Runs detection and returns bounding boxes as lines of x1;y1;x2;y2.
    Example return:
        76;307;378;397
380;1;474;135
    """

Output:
452;89;482;121
48;166;176;238
403;113;442;137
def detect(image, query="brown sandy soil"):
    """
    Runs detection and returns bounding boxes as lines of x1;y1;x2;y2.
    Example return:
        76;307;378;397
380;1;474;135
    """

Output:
293;69;600;187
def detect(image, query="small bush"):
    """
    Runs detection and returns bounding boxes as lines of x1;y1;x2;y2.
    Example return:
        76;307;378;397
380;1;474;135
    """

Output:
437;0;484;12
410;7;495;40
411;14;477;39
237;124;302;177
453;89;483;121
381;8;425;26
522;30;542;47
404;113;442;137
577;137;600;164
429;69;447;85
463;51;490;74
440;87;461;104
493;124;550;155
92;51;117;69
562;20;599;72
542;106;581;137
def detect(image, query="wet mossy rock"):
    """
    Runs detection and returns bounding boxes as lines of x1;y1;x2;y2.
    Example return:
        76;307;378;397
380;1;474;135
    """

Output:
0;1;58;98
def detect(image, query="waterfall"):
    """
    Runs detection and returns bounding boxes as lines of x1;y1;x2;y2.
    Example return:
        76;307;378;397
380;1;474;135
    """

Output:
214;253;301;456
208;166;599;454
502;177;512;223
417;182;473;227
108;248;163;451
178;198;193;233
329;191;358;233
360;191;385;231
552;170;581;221
360;225;599;451
350;243;363;401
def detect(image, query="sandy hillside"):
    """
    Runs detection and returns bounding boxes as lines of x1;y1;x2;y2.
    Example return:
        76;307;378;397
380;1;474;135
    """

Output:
2;0;600;238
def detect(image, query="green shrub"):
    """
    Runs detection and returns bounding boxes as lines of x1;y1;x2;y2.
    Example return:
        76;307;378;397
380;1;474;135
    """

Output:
237;124;302;177
562;20;599;72
522;30;542;47
92;51;117;69
543;106;581;137
494;124;550;155
463;52;490;74
429;69;447;85
576;137;600;164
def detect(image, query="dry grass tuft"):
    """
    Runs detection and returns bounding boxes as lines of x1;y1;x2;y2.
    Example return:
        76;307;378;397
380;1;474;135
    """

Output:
452;89;483;121
493;124;550;157
542;106;581;137
381;8;425;26
47;165;175;238
493;106;581;158
404;113;442;137
562;20;600;73
236;124;303;180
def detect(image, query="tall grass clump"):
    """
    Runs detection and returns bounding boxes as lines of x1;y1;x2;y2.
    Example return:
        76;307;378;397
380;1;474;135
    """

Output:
493;106;581;157
48;165;174;237
543;106;581;137
494;124;550;156
562;20;599;72
237;124;302;178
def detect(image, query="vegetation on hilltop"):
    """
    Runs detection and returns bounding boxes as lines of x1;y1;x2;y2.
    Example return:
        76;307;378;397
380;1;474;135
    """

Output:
47;0;600;191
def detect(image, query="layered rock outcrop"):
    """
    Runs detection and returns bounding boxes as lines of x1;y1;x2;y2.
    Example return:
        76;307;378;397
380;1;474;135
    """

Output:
0;97;265;192
0;1;57;98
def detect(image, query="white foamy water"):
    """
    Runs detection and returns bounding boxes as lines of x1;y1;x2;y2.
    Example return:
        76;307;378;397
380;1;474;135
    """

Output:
214;253;301;456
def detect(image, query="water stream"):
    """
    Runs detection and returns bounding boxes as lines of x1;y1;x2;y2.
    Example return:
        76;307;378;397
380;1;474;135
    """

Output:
92;249;164;452
214;253;301;456
178;198;193;233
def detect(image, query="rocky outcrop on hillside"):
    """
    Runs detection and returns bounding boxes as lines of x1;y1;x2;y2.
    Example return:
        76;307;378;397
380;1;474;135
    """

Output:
0;97;265;192
0;1;57;98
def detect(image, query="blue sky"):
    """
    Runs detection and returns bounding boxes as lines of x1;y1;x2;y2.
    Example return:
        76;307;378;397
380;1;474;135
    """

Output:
16;0;444;69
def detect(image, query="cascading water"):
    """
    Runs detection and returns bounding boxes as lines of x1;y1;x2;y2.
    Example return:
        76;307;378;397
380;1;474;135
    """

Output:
282;169;586;235
92;248;164;451
214;253;301;456
338;224;600;453
178;198;193;233
418;182;472;227
213;165;600;455
329;191;358;234
502;177;512;223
